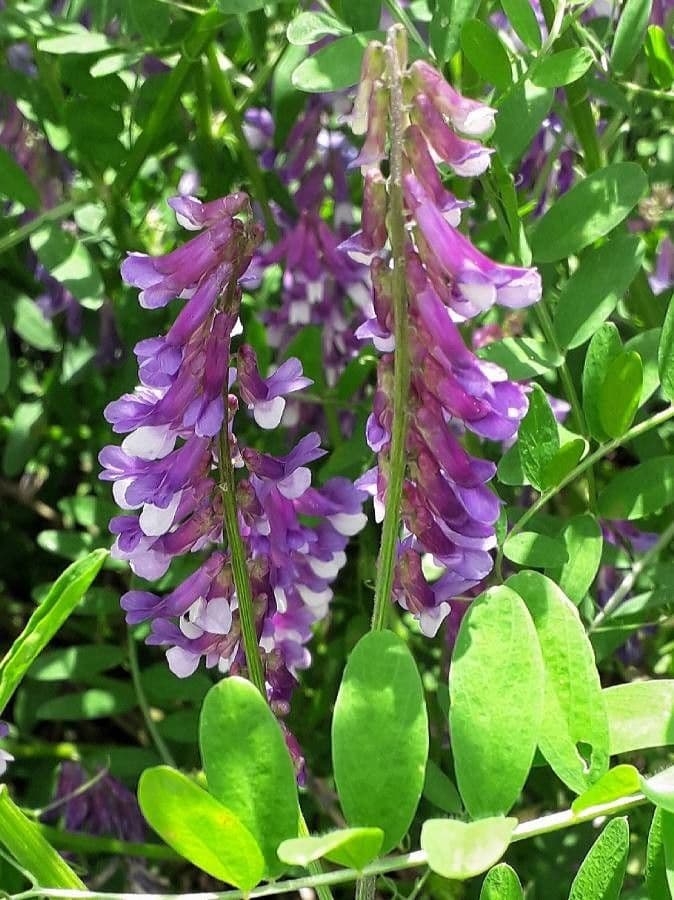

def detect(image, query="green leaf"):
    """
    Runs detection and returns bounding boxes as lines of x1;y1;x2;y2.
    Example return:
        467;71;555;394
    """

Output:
604;680;674;754
532;48;593;88
461;20;512;91
541;437;587;487
583;323;623;442
0;322;10;392
658;292;674;401
480;863;524;899
423;760;463;815
216;0;265;11
517;384;560;492
278;827;383;871
292;32;382;92
611;0;653;74
0;786;85;889
450;586;544;817
503;531;567;568
568;817;629;900
199;677;298;878
431;0;480;63
626;327;661;405
0;550;107;715
476;338;562;379
530;163;648;263
30;225;104;306
598;457;674;520
571;765;640;814
28;645;125;681
493;80;554;165
507;572;609;794
645;26;674;88
342;0;380;31
0;147;39;209
138;767;264;890
500;0;541;49
287;12;352;45
598;350;643;439
3;401;44;477
547;514;603;605
13;295;61;352
641;767;674;813
36;27;113;54
421;817;517;880
36;684;136;720
332;630;428;853
648;809;674;900
553;234;645;350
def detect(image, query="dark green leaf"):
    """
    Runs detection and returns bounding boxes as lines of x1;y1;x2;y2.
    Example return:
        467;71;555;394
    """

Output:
450;586;543;817
28;645;124;681
517;384;560;491
421;817;516;880
598;457;674;520
332;630;428;852
0;147;39;209
611;0;653;74
199;677;298;878
287;12;352;45
583;323;623;442
604;680;674;753
598;350;643;438
571;765;640;814
554;234;644;350
658;292;674;401
480;863;524;899
292;32;382;92
278;828;383;871
30;225;104;306
500;0;541;49
626;327;661;405
540;437;586;488
217;0;266;11
503;531;567;568
431;0;480;63
531;163;648;263
532;48;593;88
342;0;380;31
3;401;44;477
568;818;629;900
507;572;609;794
423;760;463;815
36;683;136;720
138;767;264;890
476;337;562;379
13;295;61;352
461;20;512;91
493;81;554;165
0;322;10;392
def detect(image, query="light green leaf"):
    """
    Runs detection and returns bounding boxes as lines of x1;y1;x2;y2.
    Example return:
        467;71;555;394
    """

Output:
421;816;517;880
332;630;428;853
604;680;674;754
541;438;587;487
532;48;593;88
583;323;623;442
450;586;544;817
507;572;609;794
30;225;104;305
0;550;107;715
199;677;298;878
554;234;644;350
547;514;603;605
598;350;643;438
138;767;264;890
517;384;560;491
571;765;640;814
626;327;661;404
503;531;567;568
658;292;674;401
292;32;382;93
647;808;672;900
645;25;674;88
500;0;541;49
287;12;352;45
480;863;524;899
28;645;125;681
642;767;674;813
278;828;383;871
568;817;629;900
36;27;113;54
598;457;674;520
2;400;44;478
461;20;512;91
493;80;554;165
658;809;674;898
13;295;61;352
611;0;653;74
0;147;39;209
476;337;562;380
531;163;648;263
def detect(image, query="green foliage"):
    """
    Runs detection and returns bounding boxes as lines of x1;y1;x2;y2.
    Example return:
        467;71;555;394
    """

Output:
292;32;382;92
604;681;674;754
517;384;560;491
480;863;524;899
611;0;653;74
532;49;594;88
598;456;674;520
278;828;383;870
571;766;640;814
598;350;643;438
568;817;629;900
421;817;517;880
461;20;512;90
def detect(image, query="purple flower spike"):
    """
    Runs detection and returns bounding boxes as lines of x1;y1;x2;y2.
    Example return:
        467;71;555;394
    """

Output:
238;345;312;429
409;60;496;137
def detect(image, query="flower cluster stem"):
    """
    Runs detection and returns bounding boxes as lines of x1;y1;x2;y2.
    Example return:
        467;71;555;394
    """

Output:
370;27;411;634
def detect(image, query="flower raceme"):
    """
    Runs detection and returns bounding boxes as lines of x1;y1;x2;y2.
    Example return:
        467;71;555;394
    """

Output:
345;28;542;636
100;194;366;716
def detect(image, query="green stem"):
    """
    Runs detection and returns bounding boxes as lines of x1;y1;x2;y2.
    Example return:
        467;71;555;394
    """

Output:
35;825;179;862
114;8;225;196
0;197;91;257
206;45;278;240
127;631;177;768
370;28;412;633
496;405;674;574
9;792;650;900
590;518;674;631
217;423;266;697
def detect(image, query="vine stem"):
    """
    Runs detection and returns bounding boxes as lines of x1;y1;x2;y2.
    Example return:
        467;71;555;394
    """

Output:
127;630;177;768
0;196;92;257
370;27;411;633
590;518;674;632
495;405;674;576
8;792;649;900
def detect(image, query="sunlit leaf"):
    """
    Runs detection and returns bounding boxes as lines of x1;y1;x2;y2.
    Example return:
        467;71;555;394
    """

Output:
604;680;674;754
421;816;517;880
568;817;629;900
278;827;383;871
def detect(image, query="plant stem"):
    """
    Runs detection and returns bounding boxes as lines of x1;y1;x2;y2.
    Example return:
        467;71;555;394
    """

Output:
10;792;650;900
370;28;411;634
35;825;180;862
206;45;278;240
0;197;91;257
127;631;176;768
590;518;674;631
